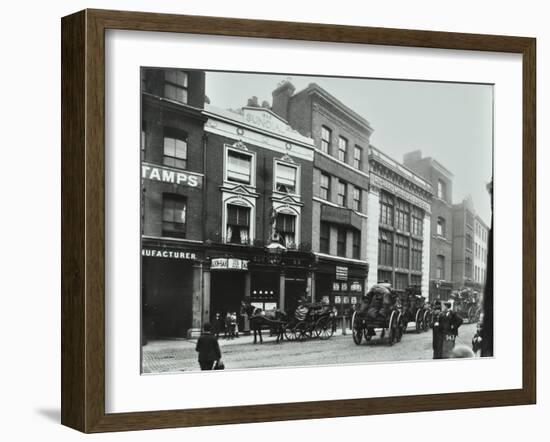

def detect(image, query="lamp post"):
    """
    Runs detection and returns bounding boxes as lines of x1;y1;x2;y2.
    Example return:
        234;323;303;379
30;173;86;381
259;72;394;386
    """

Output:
267;239;287;310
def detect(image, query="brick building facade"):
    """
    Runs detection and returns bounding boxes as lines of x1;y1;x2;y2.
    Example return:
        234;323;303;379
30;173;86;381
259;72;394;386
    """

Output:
272;81;370;316
368;147;433;299
403;151;454;300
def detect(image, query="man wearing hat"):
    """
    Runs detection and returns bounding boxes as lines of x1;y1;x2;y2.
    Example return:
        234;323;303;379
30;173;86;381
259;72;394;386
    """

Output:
438;301;463;358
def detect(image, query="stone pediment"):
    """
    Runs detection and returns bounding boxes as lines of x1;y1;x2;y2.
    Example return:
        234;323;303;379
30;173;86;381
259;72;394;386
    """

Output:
242;107;300;138
271;193;303;206
221;183;259;198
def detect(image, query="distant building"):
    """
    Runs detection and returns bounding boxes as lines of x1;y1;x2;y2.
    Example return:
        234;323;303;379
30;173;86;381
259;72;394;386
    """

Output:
272;81;371;314
368;148;433;299
451;197;477;290
474;214;489;289
403;150;454;300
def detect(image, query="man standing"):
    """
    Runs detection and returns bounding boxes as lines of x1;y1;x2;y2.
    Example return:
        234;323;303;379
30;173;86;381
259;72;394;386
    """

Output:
432;301;443;359
439;301;463;358
195;322;222;370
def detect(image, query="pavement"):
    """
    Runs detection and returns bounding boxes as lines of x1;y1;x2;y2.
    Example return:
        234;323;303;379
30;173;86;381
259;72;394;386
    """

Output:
142;323;479;374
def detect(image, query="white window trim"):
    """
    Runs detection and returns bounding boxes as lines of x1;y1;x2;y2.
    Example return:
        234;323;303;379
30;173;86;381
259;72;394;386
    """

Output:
222;197;256;245
223;144;256;188
273;158;301;196
273;205;301;247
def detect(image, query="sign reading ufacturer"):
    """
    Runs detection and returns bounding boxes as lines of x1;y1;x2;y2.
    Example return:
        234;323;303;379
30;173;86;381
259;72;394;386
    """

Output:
142;248;197;260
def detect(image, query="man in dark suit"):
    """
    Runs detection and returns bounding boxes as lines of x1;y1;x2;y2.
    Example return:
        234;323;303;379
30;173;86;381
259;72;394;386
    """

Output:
432;301;443;359
439;301;463;358
195;323;222;370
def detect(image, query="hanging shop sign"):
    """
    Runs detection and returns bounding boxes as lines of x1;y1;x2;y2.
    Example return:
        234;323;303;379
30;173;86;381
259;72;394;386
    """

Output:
141;163;203;188
211;258;249;270
141;248;197;260
336;266;348;281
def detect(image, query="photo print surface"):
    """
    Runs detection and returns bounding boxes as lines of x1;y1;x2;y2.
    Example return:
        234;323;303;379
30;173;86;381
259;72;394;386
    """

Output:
140;68;493;374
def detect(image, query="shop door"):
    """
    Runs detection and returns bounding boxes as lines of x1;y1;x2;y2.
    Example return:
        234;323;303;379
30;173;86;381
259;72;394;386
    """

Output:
211;271;246;318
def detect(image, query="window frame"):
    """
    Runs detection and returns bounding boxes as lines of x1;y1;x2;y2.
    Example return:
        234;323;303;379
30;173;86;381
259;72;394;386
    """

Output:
353;145;363;169
337;180;348;207
320;172;331;201
161;193;187;238
162;127;188;170
320;222;330;254
224;145;256;187
352;186;362;212
336;226;347;257
320;126;332;154
163;69;189;104
273;159;300;195
338;136;348;163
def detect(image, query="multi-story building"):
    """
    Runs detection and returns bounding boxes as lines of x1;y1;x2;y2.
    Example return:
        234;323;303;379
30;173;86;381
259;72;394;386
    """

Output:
451;196;477;289
368;147;433;299
403;150;454;300
140;68;208;339
271;81;371;314
141;70;317;339
474;215;489;288
202;102;316;322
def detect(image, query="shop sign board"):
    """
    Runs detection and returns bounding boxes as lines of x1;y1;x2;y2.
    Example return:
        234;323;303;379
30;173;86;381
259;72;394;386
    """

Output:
142;163;203;188
336;266;348;281
211;258;249;270
142;248;197;260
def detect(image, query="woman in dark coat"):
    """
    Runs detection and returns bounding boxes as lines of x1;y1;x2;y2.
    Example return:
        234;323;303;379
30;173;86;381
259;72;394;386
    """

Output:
195;323;222;370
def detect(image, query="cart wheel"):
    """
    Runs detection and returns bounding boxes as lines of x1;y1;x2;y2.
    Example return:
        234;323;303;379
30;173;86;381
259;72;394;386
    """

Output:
351;311;363;345
395;313;403;342
318;317;335;340
415;310;422;333
283;324;297;341
295;322;308;341
388;311;397;346
422;309;430;331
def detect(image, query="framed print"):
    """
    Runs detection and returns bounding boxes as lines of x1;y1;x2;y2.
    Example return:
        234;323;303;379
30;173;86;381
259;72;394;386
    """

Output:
61;9;536;433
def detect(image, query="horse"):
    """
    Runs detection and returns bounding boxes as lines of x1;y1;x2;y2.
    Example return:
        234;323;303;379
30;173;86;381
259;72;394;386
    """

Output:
249;308;287;344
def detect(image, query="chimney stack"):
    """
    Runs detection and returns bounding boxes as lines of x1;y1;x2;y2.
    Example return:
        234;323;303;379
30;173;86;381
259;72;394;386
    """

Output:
271;80;295;121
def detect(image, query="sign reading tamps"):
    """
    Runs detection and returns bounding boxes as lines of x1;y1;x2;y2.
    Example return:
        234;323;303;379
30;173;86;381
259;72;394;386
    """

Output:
142;163;203;188
211;258;249;271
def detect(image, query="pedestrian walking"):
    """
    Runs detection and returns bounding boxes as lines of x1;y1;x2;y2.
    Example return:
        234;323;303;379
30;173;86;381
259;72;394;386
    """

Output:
195;322;222;371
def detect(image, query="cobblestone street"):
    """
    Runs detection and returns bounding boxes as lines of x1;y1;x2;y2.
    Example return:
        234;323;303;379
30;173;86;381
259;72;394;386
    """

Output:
142;323;478;373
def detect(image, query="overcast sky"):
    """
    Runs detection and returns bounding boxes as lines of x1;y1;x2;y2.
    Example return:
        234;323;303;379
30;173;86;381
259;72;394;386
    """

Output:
205;71;493;223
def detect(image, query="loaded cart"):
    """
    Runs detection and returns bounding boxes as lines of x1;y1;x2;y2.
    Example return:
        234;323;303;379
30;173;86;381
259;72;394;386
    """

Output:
351;283;403;346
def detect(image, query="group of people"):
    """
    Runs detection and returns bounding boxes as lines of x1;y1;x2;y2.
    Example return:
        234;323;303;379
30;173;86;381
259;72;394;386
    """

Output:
432;299;484;359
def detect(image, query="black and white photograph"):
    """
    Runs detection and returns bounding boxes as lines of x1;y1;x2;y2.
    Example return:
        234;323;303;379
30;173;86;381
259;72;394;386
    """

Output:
140;68;493;374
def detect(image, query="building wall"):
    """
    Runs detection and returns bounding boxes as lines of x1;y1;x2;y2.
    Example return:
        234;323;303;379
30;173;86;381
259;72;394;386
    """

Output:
366;188;381;290
203;131;314;247
422;215;431;299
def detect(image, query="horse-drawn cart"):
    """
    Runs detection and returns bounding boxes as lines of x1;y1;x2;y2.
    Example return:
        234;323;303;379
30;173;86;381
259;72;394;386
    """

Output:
351;284;403;346
284;302;336;341
398;285;431;333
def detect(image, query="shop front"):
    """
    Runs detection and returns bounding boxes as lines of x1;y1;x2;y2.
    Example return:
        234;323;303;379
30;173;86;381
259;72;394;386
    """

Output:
141;240;203;340
314;258;368;319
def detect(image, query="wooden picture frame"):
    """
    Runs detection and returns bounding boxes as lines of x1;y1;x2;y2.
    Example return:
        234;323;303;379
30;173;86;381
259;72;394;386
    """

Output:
61;9;536;433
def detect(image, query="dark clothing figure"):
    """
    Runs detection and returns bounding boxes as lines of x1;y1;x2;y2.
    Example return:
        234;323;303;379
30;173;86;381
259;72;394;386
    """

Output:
433;308;463;358
472;324;483;356
195;332;221;370
212;314;224;339
432;311;443;359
